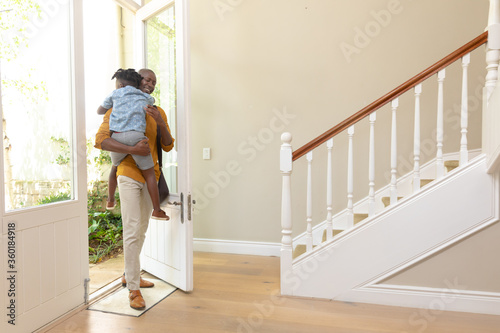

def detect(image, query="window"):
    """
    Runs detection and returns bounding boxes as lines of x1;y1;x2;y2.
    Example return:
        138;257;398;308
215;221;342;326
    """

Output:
0;1;73;210
146;5;178;193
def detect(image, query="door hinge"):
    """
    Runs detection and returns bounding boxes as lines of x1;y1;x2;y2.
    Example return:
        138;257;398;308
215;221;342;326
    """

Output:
187;194;192;221
84;278;90;304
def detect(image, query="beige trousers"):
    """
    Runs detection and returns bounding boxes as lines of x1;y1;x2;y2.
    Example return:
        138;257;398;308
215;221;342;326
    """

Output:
117;175;153;290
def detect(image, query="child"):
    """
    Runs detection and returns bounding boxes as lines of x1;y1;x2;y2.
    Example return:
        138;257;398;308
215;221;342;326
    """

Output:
97;68;168;221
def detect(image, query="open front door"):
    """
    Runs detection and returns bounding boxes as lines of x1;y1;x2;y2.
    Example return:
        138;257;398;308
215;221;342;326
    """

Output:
123;0;193;292
0;1;88;332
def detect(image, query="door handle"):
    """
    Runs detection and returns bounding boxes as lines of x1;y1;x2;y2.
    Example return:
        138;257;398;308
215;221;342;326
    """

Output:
167;193;188;223
180;193;184;223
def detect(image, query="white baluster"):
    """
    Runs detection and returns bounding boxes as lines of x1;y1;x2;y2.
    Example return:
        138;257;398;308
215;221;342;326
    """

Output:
347;126;354;228
460;53;470;166
368;112;376;216
390;99;398;205
413;84;422;193
486;0;500;101
326;139;333;241
436;69;446;179
306;151;313;252
280;132;293;293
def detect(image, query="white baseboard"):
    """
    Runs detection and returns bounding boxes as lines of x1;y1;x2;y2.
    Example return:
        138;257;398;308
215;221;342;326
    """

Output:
344;284;500;316
194;238;281;257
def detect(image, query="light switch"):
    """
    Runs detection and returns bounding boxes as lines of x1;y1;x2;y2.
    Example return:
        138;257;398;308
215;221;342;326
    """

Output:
203;148;211;160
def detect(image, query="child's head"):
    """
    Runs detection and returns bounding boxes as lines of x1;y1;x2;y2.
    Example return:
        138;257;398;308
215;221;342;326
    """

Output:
111;68;143;89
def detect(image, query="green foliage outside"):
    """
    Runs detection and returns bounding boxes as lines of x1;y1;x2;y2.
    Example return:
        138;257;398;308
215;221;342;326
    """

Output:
36;192;71;205
1;1;47;105
86;141;122;264
50;136;71;166
87;180;122;264
38;179;122;265
37;137;122;264
87;211;122;264
0;1;41;62
93;148;112;166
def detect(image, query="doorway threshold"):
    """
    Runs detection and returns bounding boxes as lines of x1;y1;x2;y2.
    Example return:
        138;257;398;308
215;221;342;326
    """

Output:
89;254;124;295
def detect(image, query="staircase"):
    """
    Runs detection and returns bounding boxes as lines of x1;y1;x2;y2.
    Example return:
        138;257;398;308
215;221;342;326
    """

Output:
292;158;464;260
279;0;500;316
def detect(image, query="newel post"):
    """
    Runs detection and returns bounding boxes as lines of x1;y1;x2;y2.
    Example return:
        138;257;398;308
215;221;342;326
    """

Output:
280;132;293;294
486;0;500;101
484;0;500;161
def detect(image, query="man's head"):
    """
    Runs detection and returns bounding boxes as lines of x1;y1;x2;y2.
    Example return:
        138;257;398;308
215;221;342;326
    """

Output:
138;69;157;95
112;68;142;89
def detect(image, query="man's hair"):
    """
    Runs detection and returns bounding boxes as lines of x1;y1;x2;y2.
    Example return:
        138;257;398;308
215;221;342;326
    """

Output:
138;68;154;77
111;68;142;88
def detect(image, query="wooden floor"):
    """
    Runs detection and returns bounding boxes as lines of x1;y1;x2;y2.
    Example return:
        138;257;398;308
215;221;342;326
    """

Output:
46;252;500;333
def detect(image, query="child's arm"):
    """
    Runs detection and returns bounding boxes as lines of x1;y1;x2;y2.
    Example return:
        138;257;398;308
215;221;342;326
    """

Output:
98;92;114;115
97;106;108;115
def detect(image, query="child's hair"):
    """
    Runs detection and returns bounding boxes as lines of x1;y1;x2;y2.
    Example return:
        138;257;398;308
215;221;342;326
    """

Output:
111;68;143;88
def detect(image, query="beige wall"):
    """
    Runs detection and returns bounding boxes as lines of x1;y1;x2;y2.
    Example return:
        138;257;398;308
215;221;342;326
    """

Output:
190;0;489;243
381;222;500;292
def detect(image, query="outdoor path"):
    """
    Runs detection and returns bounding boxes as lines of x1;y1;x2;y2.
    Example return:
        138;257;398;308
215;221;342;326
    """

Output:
89;254;124;294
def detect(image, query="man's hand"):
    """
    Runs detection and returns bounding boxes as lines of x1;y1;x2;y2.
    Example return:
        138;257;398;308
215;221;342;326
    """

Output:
130;138;150;156
144;105;164;125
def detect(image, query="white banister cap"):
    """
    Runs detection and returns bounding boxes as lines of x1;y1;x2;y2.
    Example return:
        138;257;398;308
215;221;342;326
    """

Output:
281;132;292;144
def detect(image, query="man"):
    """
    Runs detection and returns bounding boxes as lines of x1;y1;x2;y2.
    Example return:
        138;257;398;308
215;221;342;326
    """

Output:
95;68;174;309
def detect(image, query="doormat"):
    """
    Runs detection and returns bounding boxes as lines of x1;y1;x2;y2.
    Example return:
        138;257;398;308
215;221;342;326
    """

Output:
87;278;177;317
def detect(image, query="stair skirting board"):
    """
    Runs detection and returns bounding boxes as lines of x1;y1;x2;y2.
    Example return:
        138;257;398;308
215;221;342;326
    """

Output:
194;238;281;256
345;284;500;316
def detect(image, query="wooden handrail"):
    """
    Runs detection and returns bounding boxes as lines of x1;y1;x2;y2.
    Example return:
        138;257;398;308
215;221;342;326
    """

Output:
292;31;489;161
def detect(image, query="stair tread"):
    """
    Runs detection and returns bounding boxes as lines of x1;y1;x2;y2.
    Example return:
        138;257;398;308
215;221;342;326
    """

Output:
293;243;318;259
444;160;459;167
381;196;403;207
354;213;368;224
293;244;307;259
322;228;344;242
420;179;433;187
295;218;368;258
445;160;459;172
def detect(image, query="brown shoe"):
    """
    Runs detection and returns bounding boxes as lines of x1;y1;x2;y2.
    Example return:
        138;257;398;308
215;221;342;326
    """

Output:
129;290;146;310
121;274;155;288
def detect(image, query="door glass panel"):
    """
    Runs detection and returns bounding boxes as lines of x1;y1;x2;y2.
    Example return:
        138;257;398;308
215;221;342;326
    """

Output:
146;5;178;194
0;1;73;211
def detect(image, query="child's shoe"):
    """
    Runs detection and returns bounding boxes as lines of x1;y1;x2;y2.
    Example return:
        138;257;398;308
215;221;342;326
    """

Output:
106;200;116;210
151;209;169;221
